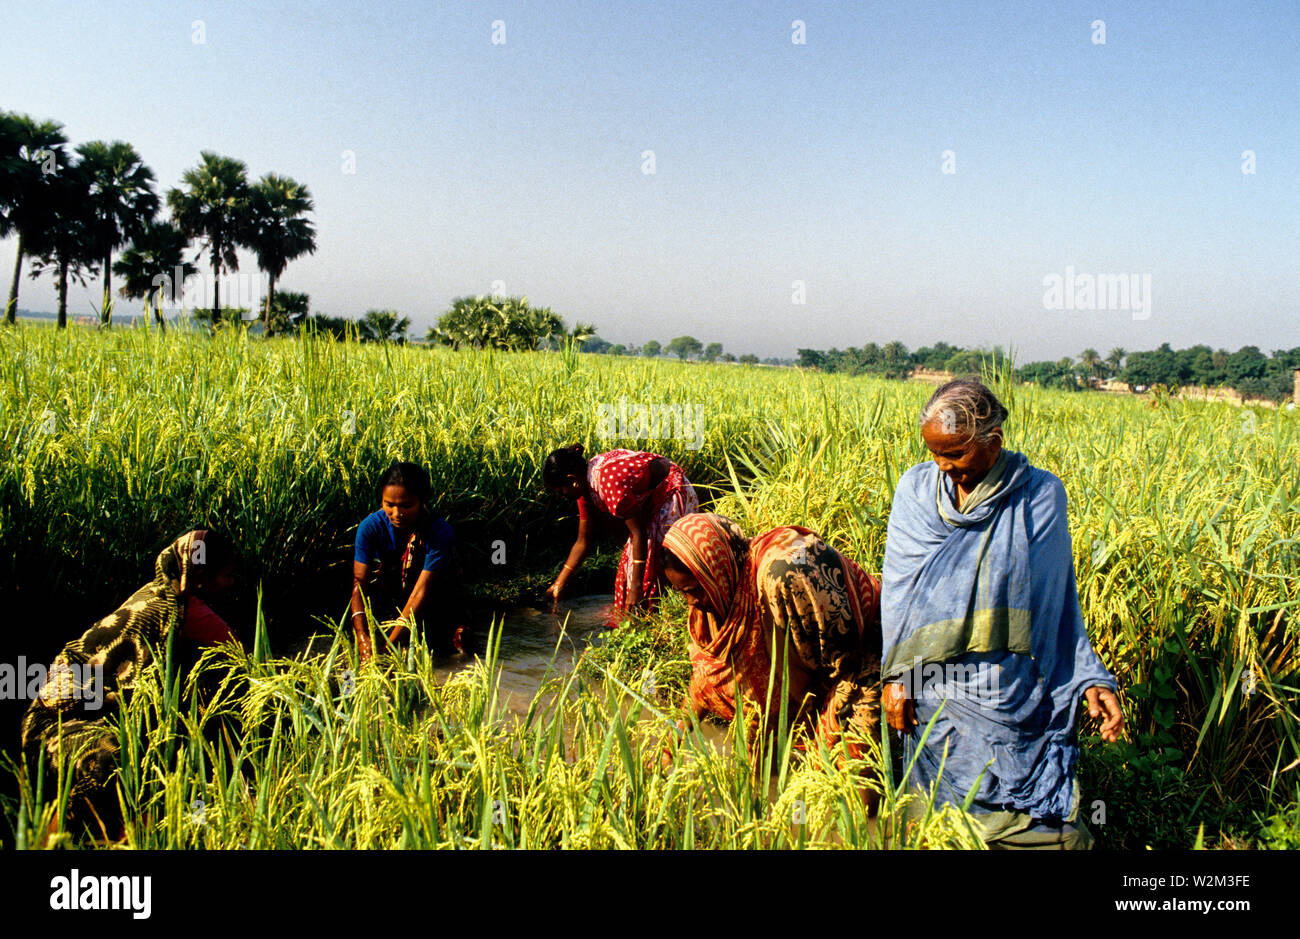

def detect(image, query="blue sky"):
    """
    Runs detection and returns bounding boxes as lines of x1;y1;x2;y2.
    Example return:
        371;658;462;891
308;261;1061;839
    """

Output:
2;0;1296;360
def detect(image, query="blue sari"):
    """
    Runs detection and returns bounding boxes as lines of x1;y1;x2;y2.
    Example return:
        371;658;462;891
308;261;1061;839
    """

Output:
881;449;1116;839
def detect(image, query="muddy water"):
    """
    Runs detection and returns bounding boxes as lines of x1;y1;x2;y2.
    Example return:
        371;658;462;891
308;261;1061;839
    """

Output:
437;594;617;713
440;594;731;751
290;594;730;750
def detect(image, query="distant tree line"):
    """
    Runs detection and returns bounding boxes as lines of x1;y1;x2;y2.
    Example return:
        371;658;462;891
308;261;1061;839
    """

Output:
794;339;1300;403
578;333;778;365
796;341;1008;379
1019;343;1299;402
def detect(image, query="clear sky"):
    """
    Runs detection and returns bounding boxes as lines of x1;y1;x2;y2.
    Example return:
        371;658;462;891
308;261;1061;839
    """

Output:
2;0;1297;361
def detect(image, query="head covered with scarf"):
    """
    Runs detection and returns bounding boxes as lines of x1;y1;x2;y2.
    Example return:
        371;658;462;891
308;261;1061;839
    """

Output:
663;513;880;750
22;530;235;816
30;529;230;714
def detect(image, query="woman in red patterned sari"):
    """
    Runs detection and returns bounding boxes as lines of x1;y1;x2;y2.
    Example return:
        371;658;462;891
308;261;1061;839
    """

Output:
544;445;698;614
661;513;882;771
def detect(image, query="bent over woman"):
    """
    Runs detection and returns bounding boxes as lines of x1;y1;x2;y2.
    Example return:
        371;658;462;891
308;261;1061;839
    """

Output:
351;461;462;660
661;513;882;768
543;446;698;614
21;529;239;839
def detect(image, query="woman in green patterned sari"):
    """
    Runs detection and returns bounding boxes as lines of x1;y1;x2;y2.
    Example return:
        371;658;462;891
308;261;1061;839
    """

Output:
21;529;239;839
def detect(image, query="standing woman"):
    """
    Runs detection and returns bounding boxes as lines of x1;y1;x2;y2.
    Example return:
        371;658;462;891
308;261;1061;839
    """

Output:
661;513;882;775
22;529;240;840
881;379;1124;849
543;445;699;615
351;461;461;661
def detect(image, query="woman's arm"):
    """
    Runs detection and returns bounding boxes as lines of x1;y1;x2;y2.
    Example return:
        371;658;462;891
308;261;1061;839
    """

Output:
547;515;591;602
391;569;440;642
624;512;649;608
351;561;374;662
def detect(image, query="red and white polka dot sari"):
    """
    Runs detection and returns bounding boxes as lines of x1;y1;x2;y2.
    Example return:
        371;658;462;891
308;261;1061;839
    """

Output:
578;449;699;611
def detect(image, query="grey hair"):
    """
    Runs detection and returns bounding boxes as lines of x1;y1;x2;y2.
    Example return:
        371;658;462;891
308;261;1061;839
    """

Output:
919;379;1008;442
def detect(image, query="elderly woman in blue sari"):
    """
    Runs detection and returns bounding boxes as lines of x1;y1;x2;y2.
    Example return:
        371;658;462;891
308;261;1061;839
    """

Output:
881;379;1124;849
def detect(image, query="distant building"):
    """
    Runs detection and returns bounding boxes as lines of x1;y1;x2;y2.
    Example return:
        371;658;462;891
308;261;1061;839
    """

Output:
1178;384;1277;409
908;367;954;385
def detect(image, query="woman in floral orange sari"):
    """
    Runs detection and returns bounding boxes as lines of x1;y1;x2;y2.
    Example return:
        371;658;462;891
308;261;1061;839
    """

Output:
661;513;882;771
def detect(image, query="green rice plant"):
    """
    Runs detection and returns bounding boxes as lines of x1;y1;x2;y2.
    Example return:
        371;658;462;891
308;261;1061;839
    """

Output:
0;322;1295;848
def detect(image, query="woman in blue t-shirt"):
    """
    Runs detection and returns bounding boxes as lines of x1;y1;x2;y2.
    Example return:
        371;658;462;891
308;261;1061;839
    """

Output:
350;461;460;661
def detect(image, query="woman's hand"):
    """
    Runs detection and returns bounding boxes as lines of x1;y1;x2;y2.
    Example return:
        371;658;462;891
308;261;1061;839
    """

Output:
355;629;374;665
384;617;411;645
1084;686;1125;742
882;681;915;733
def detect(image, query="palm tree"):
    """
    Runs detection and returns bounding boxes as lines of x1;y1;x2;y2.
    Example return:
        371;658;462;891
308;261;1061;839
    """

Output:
1080;348;1102;381
358;309;410;343
429;295;575;351
113;220;196;331
0;110;20;271
1;113;68;324
264;290;310;335
79;141;158;327
167;152;252;325
1105;347;1126;377
430;296;506;348
248;173;316;331
566;319;596;346
27;154;98;329
514;300;567;350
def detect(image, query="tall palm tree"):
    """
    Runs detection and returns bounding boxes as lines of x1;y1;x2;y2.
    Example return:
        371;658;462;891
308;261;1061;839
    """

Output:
79;141;158;327
1080;348;1102;380
167;152;252;325
2;113;68;324
113;220;196;331
27;154;98;329
248;173;316;330
1106;347;1126;377
0;111;20;259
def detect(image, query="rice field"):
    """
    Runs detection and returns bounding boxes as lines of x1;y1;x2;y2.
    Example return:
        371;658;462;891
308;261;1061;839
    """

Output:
1;323;1297;849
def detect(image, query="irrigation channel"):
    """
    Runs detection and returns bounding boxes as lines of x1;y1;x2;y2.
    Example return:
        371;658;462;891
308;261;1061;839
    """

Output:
296;594;730;748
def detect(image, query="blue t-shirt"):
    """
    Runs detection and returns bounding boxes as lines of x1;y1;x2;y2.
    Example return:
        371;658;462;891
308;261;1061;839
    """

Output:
354;510;455;578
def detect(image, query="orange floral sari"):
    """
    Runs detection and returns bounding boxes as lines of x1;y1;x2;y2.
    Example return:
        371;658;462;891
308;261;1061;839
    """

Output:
663;513;882;760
